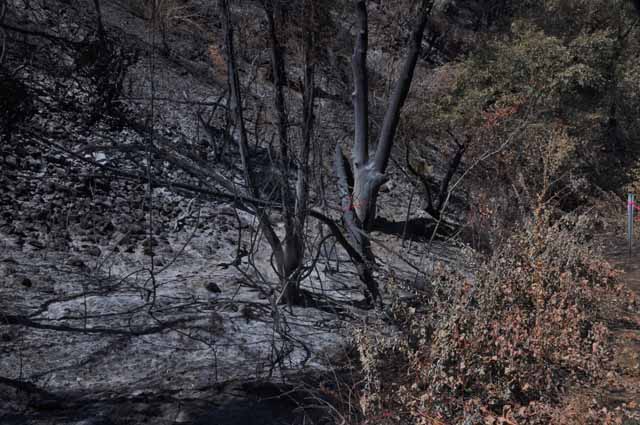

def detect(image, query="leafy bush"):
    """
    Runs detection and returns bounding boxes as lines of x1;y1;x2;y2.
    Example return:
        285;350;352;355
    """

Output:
351;208;635;424
403;0;639;242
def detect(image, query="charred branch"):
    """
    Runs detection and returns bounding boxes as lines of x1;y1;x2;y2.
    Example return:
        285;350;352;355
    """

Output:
373;0;434;175
352;0;369;167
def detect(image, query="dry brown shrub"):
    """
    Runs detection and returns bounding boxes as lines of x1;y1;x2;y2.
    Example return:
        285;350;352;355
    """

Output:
208;44;228;79
550;394;625;425
127;0;203;32
351;207;635;424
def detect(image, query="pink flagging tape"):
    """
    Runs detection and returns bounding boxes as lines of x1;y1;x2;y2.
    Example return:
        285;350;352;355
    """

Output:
628;200;640;221
342;196;362;212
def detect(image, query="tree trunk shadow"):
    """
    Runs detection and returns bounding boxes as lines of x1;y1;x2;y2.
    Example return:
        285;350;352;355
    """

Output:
290;289;370;315
371;216;455;242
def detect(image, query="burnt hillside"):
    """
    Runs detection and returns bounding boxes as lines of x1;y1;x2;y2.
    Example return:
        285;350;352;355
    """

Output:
1;1;639;424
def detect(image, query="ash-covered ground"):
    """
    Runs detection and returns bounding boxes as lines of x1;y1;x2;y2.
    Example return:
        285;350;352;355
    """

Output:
0;1;472;423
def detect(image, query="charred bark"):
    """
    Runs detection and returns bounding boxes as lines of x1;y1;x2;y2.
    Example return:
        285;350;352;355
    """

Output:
220;0;285;279
263;0;300;304
406;137;466;220
92;0;105;45
352;0;369;169
334;0;434;304
335;146;380;305
348;0;433;229
222;0;317;306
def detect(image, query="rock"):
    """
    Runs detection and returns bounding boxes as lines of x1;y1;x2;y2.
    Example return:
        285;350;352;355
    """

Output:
73;416;114;425
85;246;101;257
222;303;239;312
209;312;225;336
80;216;93;230
4;155;17;168
16;182;27;194
15;275;32;288
206;282;221;293
1;264;16;277
142;237;158;248
130;224;144;234
174;410;191;423
27;239;45;249
218;205;236;216
45;181;56;194
380;180;395;193
68;257;86;269
101;221;115;233
14;145;27;157
117;234;130;246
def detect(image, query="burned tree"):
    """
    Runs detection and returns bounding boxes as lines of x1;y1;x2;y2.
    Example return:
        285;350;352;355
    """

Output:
219;0;316;305
335;0;434;304
210;0;438;307
405;132;467;221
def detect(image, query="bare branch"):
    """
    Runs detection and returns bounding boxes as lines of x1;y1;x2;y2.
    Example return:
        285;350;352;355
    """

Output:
2;314;195;336
219;0;283;261
373;0;433;174
352;0;369;167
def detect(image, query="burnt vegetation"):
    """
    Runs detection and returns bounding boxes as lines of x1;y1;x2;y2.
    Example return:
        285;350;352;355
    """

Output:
1;0;640;424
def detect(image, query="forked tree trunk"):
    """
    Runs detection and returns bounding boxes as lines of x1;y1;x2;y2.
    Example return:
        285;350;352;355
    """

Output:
349;0;432;228
335;0;433;305
406;138;467;220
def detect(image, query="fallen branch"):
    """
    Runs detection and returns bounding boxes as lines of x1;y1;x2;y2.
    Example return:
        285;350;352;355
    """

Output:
2;314;194;336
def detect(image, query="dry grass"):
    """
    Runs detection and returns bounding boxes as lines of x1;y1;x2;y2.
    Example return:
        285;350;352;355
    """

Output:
126;0;203;33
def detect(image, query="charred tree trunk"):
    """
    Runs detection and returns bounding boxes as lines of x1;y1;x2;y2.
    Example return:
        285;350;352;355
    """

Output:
284;2;317;304
335;146;380;305
335;0;433;305
263;0;318;305
263;0;300;304
220;0;285;282
92;0;105;45
222;0;316;306
264;0;290;168
406;136;467;220
347;0;432;230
